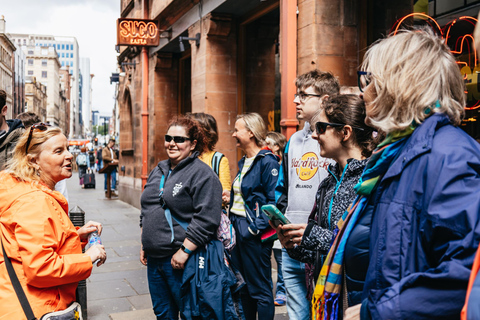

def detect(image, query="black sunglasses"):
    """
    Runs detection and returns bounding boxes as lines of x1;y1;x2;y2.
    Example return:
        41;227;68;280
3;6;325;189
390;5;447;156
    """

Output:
315;121;365;134
25;122;51;153
357;71;372;93
164;135;191;144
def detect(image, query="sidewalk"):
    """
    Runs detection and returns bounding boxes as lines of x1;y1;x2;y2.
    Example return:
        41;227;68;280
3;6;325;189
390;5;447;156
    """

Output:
66;171;288;320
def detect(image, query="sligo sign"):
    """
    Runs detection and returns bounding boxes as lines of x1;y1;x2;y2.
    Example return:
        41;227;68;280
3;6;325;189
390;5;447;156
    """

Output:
117;19;159;46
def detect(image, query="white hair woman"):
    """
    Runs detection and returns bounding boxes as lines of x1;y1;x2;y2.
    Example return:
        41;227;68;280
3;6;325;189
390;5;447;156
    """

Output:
318;28;480;320
229;113;280;320
0;124;106;319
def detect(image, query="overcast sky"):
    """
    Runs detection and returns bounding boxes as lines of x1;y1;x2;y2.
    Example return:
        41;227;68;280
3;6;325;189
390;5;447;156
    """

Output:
2;0;119;116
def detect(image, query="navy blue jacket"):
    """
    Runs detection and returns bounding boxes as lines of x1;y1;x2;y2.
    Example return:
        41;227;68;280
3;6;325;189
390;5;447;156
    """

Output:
360;114;480;320
229;149;279;237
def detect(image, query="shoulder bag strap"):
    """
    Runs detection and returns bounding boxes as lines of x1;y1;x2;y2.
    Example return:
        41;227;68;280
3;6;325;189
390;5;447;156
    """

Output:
1;237;37;320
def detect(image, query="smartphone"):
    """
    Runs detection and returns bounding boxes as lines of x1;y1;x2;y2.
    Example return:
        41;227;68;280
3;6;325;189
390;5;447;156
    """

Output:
261;204;291;228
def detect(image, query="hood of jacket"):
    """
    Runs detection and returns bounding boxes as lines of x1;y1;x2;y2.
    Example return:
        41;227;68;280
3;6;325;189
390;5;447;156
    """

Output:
0;119;24;147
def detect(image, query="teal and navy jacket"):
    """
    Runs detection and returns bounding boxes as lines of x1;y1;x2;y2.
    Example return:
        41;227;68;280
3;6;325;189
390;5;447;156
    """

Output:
229;149;279;237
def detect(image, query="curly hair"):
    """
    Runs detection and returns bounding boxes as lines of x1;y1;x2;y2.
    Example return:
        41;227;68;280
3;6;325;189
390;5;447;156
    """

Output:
168;116;207;154
361;28;465;133
6;126;63;183
187;113;218;151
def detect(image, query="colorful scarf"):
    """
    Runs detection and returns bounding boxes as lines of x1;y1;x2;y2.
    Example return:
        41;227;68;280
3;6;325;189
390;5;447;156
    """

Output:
311;127;415;320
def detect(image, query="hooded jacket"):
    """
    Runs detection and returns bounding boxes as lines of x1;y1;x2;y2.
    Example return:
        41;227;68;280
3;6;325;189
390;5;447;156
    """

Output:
140;152;222;258
229;149;279;237
0;119;24;170
360;114;480;320
275;122;332;225
0;172;92;320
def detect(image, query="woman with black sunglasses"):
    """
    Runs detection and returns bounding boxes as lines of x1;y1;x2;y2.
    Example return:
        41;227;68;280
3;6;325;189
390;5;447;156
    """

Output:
139;116;223;320
272;94;377;310
0;124;106;319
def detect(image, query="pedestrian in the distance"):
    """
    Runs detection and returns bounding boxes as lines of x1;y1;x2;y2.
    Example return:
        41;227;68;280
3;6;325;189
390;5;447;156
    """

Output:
96;146;103;172
76;147;89;188
0;124;106;319
102;138;118;196
229;113;280;320
139;116;222;320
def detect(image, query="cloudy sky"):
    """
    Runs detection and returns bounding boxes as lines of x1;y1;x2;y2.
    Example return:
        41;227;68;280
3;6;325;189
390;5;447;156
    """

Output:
2;0;119;116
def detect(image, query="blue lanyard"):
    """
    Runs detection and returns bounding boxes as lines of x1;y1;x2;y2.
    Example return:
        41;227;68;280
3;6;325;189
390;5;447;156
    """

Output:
327;163;348;230
158;170;188;243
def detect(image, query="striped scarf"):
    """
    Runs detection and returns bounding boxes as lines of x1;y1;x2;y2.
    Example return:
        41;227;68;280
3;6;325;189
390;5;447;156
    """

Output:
311;127;414;320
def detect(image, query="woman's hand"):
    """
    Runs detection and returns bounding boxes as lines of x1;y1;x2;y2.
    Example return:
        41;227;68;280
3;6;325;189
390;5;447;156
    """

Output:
171;249;189;270
222;190;230;203
278;223;307;249
77;220;103;240
140;248;147;266
86;244;107;267
344;304;361;320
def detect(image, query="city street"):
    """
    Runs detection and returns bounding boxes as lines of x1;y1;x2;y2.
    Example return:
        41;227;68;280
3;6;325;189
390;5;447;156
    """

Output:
66;171;288;320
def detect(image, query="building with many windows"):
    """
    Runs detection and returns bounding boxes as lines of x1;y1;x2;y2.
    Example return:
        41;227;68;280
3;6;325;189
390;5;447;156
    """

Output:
23;45;65;131
9;33;81;137
25;76;47;122
79;58;93;137
0;16;16;118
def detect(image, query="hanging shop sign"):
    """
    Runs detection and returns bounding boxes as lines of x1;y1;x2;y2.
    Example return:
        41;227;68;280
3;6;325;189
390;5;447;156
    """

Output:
117;18;160;46
392;13;480;110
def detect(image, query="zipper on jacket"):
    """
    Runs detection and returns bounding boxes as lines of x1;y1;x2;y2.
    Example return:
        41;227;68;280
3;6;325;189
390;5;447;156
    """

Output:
240;153;263;224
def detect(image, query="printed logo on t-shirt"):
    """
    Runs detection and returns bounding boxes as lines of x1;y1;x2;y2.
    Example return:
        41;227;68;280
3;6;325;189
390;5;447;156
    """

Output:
292;152;329;181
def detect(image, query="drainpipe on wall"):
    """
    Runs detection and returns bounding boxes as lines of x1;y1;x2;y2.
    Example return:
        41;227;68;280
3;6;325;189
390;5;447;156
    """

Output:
141;0;149;189
280;0;298;140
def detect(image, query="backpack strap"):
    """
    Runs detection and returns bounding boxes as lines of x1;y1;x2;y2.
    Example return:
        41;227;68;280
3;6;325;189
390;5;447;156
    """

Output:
211;152;224;177
159;172;189;241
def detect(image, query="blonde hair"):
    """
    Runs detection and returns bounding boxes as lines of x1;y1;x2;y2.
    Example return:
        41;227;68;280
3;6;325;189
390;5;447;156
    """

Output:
361;28;465;133
6;126;63;183
237;113;267;147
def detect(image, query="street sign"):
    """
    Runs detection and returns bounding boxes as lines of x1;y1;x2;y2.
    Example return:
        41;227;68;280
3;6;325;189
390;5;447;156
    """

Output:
117;18;160;46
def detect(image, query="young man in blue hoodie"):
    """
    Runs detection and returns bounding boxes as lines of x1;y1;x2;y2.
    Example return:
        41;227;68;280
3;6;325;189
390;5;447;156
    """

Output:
275;70;339;320
0;89;25;170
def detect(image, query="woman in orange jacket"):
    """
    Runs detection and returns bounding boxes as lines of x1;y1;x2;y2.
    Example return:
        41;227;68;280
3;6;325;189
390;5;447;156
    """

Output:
0;123;106;319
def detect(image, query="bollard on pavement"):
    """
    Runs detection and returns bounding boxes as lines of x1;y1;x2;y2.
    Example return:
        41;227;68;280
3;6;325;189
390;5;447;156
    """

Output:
69;205;88;320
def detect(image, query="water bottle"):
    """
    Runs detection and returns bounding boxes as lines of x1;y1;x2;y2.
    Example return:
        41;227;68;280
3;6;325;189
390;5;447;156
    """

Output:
87;231;102;265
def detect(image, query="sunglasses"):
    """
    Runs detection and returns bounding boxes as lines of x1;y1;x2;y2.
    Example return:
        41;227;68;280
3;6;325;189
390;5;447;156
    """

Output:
357;71;372;93
315;121;365;134
25;122;51;153
164;135;191;144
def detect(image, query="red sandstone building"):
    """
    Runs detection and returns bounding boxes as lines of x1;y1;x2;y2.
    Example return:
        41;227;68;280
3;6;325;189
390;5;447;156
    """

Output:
115;0;480;208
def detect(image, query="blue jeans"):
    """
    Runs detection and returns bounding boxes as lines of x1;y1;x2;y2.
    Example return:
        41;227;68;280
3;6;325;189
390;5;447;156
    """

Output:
104;167;116;190
273;248;285;297
146;255;184;320
282;249;310;320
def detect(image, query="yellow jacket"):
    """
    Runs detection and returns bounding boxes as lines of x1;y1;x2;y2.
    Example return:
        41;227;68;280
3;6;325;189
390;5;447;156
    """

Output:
198;150;231;191
0;172;92;319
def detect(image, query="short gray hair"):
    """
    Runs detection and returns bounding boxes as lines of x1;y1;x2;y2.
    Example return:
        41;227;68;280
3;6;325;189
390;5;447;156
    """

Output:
361;28;465;133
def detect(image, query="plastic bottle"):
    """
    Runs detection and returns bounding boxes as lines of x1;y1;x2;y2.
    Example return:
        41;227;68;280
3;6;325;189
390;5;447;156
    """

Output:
87;231;102;265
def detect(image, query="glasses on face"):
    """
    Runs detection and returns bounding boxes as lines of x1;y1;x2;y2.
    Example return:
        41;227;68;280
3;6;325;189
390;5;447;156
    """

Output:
315;121;366;135
294;93;323;103
25;122;51;153
164;135;191;144
357;71;372;93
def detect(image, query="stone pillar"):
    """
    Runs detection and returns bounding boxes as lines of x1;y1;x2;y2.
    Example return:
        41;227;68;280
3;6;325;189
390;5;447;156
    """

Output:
189;13;238;178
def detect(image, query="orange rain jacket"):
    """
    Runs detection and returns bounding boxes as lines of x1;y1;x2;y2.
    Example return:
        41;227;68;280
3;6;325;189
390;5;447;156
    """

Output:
0;172;92;319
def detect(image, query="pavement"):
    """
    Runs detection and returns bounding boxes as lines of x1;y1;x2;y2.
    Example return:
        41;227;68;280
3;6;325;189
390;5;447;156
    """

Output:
66;171;289;320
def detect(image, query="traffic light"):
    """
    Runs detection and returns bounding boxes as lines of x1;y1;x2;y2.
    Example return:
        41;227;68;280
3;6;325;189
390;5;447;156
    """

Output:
94;138;98;146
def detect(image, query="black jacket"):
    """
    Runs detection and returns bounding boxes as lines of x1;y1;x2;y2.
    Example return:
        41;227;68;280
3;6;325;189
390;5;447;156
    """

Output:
140;152;223;258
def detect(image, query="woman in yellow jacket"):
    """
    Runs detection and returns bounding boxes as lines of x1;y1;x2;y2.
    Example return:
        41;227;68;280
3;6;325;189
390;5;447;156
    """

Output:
189;113;231;203
0;124;106;319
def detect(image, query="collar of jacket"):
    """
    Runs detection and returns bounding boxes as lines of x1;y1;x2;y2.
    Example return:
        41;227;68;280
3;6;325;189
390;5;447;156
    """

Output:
237;148;275;167
157;151;199;174
328;158;369;179
383;113;450;181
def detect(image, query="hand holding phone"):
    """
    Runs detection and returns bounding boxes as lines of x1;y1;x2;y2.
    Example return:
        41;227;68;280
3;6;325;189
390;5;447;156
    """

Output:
261;204;290;228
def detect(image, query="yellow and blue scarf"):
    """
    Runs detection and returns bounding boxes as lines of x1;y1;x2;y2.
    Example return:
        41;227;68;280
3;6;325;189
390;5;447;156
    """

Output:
312;127;415;320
